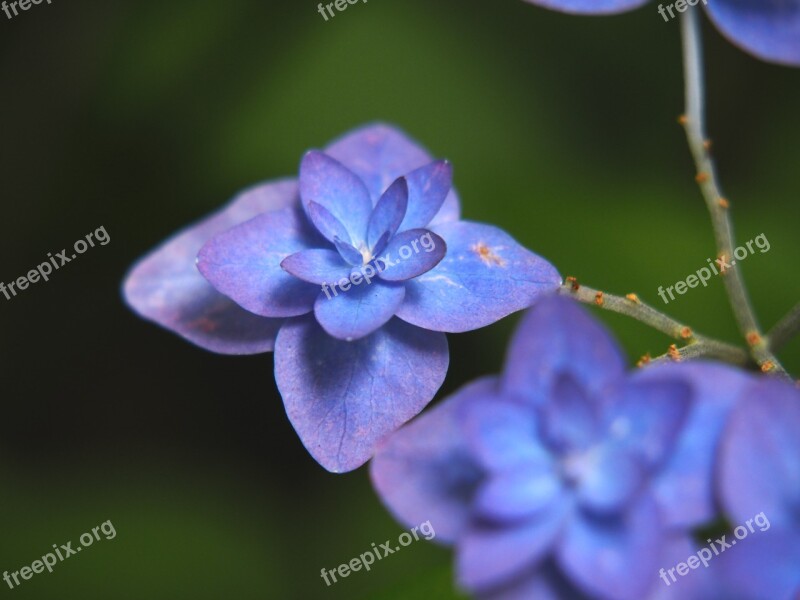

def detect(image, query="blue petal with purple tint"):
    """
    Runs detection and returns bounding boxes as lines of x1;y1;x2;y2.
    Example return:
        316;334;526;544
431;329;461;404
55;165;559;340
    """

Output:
276;316;448;473
377;229;447;282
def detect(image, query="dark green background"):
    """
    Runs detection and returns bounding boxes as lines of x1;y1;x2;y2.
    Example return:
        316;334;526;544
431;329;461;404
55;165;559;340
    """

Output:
0;0;798;598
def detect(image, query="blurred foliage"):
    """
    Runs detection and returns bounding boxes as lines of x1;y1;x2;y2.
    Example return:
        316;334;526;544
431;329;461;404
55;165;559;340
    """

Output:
0;0;798;598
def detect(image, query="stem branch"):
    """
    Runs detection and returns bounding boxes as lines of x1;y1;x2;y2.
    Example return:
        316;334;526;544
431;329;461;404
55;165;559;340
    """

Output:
768;302;800;352
679;10;788;378
558;281;751;367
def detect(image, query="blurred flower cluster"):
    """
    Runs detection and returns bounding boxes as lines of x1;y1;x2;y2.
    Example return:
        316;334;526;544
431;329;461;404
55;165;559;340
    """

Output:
372;295;800;600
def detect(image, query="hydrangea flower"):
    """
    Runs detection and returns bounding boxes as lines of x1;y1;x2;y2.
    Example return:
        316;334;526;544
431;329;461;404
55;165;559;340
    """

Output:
523;0;800;67
647;377;800;600
123;124;561;473
713;377;800;600
371;295;754;599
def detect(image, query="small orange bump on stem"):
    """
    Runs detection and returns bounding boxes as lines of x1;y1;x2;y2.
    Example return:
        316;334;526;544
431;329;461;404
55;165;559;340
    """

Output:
680;327;693;340
717;253;730;275
594;291;604;307
703;139;713;151
625;293;640;304
695;172;709;184
718;198;730;209
636;353;652;368
677;114;688;125
761;361;775;373
565;276;580;292
746;332;762;347
668;344;681;362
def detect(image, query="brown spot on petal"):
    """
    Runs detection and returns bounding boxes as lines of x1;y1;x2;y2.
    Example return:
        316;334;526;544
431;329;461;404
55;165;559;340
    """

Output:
187;317;219;333
472;242;507;267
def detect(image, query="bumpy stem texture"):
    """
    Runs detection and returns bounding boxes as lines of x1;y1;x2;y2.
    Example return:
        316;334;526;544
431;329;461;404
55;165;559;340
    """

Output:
680;10;788;378
558;281;750;367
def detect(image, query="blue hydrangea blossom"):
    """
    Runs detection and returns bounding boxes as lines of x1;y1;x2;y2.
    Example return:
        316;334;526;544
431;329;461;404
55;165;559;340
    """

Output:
523;0;800;67
371;295;755;599
123;124;561;473
713;378;800;599
643;377;800;600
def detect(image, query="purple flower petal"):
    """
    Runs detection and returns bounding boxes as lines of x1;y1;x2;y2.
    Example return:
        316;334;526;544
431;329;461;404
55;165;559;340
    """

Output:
332;236;364;266
396;221;561;333
648;535;719;600
324;123;461;224
604;377;692;468
305;200;352;246
377;229;447;282
370;230;392;258
457;500;571;593
645;362;755;529
556;494;663;600
501;295;625;406
479;563;594;600
275;316;449;473
716;531;800;600
430;190;461;226
705;0;800;67
314;280;406;341
573;443;646;515
370;377;495;544
299;151;373;246
474;469;563;523
122;179;296;354
324;123;435;201
367;177;408;250
400;160;453;231
539;373;601;453
461;398;550;472
280;248;352;285
197;206;321;318
719;378;800;528
522;0;648;15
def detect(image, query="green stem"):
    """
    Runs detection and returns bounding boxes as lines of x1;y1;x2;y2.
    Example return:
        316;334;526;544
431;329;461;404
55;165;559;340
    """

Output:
679;10;789;379
558;282;750;367
650;340;751;367
768;302;800;352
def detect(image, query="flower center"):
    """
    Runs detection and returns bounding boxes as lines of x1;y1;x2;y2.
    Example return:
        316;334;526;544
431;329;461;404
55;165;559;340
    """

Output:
359;244;373;264
560;447;599;487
